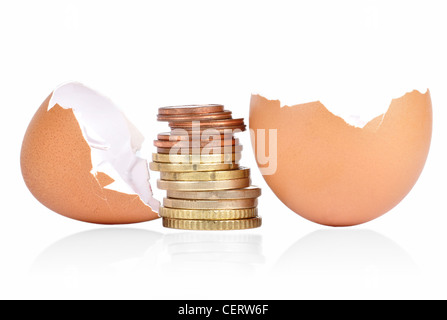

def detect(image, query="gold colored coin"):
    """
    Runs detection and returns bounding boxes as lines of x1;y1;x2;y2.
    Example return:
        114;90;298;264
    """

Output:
162;217;262;230
156;145;243;154
149;162;239;172
167;186;262;200
157;177;250;191
152;152;241;164
158;206;258;220
163;197;258;209
160;167;250;181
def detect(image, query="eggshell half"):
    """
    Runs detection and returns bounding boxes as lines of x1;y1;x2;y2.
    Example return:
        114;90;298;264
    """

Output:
21;83;159;224
249;90;432;226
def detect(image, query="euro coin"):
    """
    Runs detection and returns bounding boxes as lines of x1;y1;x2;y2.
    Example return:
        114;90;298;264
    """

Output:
158;206;258;220
149;162;239;172
166;186;262;200
175;125;246;133
158;104;224;115
156;144;243;154
157;177;250;191
162;217;262;230
163;197;258;209
157;110;232;122
159;131;235;141
152;153;241;164
168;118;245;128
153;138;238;148
160;167;250;181
158;132;189;141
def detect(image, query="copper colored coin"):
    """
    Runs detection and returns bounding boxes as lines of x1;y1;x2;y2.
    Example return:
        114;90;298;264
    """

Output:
168;118;245;128
156;145;243;154
158;131;235;141
178;126;246;133
154;138;238;148
158;132;189;141
158;104;224;115
157;110;232;122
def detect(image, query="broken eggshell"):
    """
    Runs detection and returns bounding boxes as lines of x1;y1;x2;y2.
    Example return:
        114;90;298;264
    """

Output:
249;90;432;226
21;82;160;224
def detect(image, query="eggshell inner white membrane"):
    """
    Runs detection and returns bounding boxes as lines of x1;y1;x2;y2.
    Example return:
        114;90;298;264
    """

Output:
48;82;159;211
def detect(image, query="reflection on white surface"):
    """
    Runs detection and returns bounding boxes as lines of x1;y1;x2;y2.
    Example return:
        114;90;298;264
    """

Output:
31;228;163;277
30;228;265;294
28;227;420;298
29;228;165;296
272;229;419;297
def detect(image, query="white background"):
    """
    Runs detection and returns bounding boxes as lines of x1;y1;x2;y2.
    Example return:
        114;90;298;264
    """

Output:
1;0;446;299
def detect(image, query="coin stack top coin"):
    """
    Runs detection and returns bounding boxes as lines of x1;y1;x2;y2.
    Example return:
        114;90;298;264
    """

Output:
151;104;261;231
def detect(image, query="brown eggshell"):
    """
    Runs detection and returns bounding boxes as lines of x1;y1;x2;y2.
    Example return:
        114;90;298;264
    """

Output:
249;90;432;226
21;93;159;224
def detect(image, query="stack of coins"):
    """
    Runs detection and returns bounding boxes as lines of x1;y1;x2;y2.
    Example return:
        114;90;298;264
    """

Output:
150;104;262;231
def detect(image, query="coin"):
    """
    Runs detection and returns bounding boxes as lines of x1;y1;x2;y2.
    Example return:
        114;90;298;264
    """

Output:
157;177;250;191
160;131;235;141
156;145;243;154
157;110;232;122
158;132;190;141
158;104;224;115
175;126;246;133
158;132;236;144
160;167;250;181
162;217;262;230
153;138;238;148
168;118;245;128
163;197;258;209
150;162;239;172
167;186;262;200
152;153;241;164
158;206;258;220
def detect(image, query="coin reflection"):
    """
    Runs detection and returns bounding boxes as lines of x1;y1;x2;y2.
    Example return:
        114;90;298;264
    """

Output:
159;232;265;276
